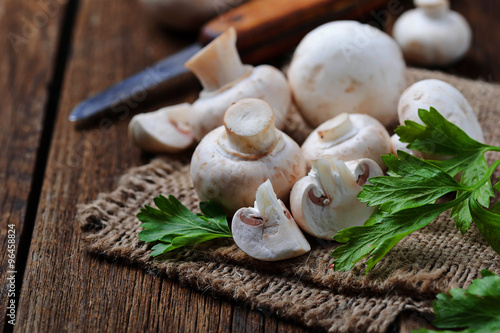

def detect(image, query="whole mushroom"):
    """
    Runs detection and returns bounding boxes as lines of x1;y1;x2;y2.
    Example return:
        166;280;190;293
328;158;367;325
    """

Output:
129;28;291;153
140;0;247;31
190;98;306;215
392;0;472;66
300;113;391;170
290;157;383;239
232;179;311;261
398;79;484;153
288;20;406;127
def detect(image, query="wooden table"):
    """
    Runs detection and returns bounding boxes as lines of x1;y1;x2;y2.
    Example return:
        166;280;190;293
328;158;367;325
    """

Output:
1;1;498;332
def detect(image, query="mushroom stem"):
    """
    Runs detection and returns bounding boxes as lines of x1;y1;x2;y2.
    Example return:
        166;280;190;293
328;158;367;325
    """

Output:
317;113;356;143
185;27;251;93
415;0;449;18
223;98;280;156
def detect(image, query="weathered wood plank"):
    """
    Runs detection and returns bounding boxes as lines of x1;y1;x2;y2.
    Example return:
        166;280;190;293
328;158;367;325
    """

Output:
0;0;66;330
13;1;310;332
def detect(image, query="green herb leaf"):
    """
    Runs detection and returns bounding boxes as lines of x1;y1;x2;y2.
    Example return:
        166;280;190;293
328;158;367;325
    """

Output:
414;270;500;333
138;195;232;257
358;152;465;213
333;107;500;273
332;202;453;273
469;199;500;254
395;107;489;160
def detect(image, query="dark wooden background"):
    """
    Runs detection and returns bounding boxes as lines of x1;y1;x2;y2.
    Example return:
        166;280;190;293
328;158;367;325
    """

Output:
0;0;498;332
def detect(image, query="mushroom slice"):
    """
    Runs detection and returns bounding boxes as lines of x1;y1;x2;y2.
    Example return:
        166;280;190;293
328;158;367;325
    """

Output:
128;103;194;153
232;180;310;261
290;158;382;239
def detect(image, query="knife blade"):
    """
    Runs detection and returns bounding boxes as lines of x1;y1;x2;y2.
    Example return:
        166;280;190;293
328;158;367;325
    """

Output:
69;0;389;123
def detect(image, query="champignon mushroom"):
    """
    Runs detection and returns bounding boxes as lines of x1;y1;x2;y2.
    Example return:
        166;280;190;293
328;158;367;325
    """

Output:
288;21;406;127
190;98;306;215
398;79;484;153
128;28;291;153
392;0;471;66
139;0;247;31
232;179;311;261
300;113;391;170
128;103;194;153
290;157;383;240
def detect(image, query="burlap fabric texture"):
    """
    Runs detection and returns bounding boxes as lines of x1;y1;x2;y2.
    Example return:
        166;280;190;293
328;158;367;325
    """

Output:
78;68;500;332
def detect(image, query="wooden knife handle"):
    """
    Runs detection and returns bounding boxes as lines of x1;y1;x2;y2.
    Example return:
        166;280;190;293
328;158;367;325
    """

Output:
200;0;390;64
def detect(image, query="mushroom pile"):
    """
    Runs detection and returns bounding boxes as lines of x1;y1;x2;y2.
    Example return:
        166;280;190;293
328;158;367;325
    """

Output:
130;20;483;261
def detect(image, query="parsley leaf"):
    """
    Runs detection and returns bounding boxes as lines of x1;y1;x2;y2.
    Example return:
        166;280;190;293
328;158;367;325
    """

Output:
332;200;458;273
332;107;500;273
138;195;232;257
358;152;465;213
414;270;500;333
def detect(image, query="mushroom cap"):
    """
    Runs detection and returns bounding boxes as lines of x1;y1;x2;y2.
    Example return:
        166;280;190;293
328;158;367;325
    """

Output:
190;65;291;141
398;79;484;145
128;103;194;153
232;180;310;261
290;158;382;239
191;98;306;215
392;0;471;66
301;113;391;169
288;20;406;127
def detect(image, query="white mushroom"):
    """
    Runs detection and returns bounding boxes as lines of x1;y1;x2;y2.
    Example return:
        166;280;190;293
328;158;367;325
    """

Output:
128;103;194;153
186;27;290;141
392;0;471;66
288;20;406;127
129;28;291;153
300;113;391;170
139;0;247;31
290;157;382;239
390;133;413;157
190;98;306;215
398;79;484;152
232;179;311;261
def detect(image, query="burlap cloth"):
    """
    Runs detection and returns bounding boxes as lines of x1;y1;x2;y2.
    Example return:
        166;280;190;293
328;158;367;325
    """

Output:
78;68;500;332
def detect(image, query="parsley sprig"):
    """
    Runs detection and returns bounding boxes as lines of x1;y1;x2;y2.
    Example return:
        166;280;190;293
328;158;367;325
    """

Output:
332;108;500;273
415;270;500;333
137;195;232;257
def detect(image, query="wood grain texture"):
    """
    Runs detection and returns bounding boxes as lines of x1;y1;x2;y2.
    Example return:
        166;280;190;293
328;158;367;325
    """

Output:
0;0;65;330
7;0;500;332
13;1;309;332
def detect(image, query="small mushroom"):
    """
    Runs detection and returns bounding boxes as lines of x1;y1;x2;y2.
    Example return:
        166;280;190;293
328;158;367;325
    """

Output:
288;21;406;127
129;28;291;153
190;98;306;215
232;179;311;261
139;0;247;31
300;113;391;170
392;0;471;66
398;79;484;155
128;103;194;153
290;157;383;239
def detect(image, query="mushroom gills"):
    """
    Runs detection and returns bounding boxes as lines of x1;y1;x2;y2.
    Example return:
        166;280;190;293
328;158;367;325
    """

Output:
232;180;310;261
290;158;382;239
128;103;194;153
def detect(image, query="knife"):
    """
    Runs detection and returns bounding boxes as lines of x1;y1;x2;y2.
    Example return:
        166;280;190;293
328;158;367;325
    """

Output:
69;0;389;123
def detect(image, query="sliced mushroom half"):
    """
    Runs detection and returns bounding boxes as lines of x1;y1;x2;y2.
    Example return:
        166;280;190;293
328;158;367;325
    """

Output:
232;180;311;261
290;157;383;239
